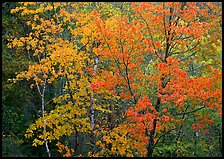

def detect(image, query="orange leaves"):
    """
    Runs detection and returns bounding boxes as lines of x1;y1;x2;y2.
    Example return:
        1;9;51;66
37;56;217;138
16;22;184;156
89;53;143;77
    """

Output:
136;95;155;112
155;54;221;114
125;96;157;140
103;135;112;144
56;142;73;157
192;123;199;131
133;20;138;25
206;119;214;125
119;92;132;100
89;80;107;92
136;98;147;110
162;108;168;113
203;129;209;134
126;107;135;118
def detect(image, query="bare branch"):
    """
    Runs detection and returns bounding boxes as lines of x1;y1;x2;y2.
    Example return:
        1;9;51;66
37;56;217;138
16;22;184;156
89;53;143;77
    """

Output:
153;128;176;148
175;105;205;116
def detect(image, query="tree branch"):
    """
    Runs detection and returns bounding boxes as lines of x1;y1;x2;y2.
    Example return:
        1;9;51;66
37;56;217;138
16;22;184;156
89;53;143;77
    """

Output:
175;105;205;116
139;13;164;62
153;127;176;148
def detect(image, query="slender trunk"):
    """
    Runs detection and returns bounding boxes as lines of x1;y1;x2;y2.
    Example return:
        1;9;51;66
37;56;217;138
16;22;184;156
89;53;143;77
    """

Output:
147;73;169;157
42;95;51;157
90;92;95;152
148;98;160;157
74;129;79;155
89;56;99;153
37;79;51;157
147;2;187;156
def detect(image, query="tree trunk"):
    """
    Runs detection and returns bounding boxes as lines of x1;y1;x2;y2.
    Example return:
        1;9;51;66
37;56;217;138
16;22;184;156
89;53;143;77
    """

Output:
89;56;99;153
90;92;95;152
147;97;160;157
37;79;51;157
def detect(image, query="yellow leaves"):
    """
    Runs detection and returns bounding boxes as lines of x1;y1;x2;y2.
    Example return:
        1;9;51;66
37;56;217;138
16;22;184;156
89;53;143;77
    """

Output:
29;38;38;48
34;76;41;83
98;124;136;156
23;2;31;7
38;3;45;12
25;131;33;139
32;139;44;147
20;37;26;43
48;38;55;43
96;140;105;149
15;71;27;82
79;88;87;96
88;151;100;157
26;45;31;50
7;43;12;49
10;7;21;14
30;84;35;89
12;38;18;47
95;105;112;113
9;37;26;48
103;136;112;144
45;5;53;11
80;37;89;45
17;41;24;47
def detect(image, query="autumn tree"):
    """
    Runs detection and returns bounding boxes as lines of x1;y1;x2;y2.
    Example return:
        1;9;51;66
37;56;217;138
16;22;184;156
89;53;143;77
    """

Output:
6;2;222;157
90;2;222;157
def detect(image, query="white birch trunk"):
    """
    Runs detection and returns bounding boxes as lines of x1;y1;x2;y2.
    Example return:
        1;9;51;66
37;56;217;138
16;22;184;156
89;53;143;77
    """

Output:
37;78;51;157
89;56;99;152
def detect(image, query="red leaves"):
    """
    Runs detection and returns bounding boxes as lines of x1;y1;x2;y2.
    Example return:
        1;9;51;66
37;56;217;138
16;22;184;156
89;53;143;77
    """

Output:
157;92;162;98
89;82;100;89
126;55;130;60
89;81;107;91
120;92;132;100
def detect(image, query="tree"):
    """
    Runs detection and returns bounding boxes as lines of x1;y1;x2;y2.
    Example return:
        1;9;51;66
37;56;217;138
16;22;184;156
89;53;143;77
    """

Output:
90;2;221;157
6;2;222;157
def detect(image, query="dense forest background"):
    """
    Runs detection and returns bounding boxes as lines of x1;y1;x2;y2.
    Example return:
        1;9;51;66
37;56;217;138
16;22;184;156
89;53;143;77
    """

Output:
2;2;222;157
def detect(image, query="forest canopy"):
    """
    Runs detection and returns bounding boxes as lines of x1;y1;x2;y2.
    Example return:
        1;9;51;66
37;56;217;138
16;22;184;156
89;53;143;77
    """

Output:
2;2;222;157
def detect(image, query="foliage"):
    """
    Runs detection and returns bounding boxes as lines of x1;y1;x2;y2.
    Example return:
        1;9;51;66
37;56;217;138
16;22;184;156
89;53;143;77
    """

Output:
3;2;222;157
